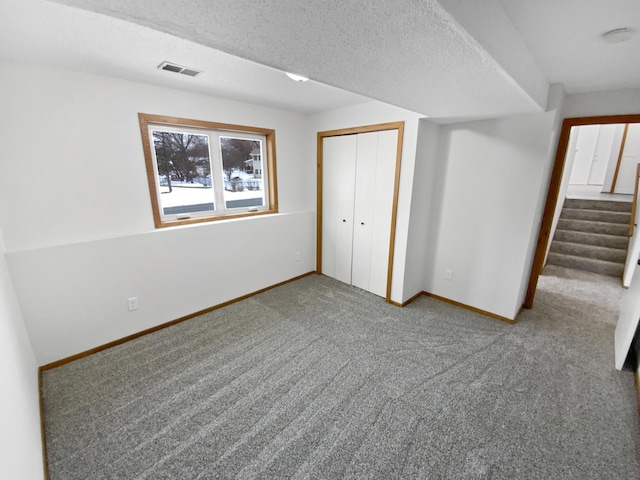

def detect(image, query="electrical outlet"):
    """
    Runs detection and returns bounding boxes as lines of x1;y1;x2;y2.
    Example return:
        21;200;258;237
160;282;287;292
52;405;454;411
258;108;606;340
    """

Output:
295;251;301;261
445;269;453;281
127;297;139;311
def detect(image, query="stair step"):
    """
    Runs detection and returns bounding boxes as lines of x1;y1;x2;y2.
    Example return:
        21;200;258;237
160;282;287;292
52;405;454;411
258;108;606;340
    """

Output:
548;196;632;277
560;207;630;224
553;230;629;249
549;241;626;263
546;252;624;277
564;198;633;213
557;218;629;236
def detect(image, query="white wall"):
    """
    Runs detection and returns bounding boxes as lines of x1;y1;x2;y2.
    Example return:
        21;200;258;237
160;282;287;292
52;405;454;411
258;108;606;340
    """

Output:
0;64;314;250
564;88;640;119
518;85;565;304
0;227;44;479
423;110;558;320
8;213;314;365
407;119;442;301
0;64;316;364
308;102;424;303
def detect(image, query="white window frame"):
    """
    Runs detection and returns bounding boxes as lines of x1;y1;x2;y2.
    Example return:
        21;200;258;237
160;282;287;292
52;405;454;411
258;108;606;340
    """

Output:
138;113;278;228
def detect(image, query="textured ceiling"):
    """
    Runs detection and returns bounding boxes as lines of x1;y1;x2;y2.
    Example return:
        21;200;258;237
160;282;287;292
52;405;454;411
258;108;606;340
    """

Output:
46;0;548;120
0;0;370;115
4;1;640;120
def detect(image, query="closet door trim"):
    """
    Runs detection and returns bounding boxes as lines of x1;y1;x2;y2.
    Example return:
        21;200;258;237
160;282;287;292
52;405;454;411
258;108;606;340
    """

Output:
317;121;405;303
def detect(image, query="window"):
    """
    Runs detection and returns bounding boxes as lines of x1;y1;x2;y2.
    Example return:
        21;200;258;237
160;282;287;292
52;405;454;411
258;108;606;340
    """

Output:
138;113;278;227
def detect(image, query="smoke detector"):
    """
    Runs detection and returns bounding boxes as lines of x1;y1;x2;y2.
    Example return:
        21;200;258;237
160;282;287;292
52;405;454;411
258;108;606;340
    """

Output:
157;61;203;77
601;28;635;44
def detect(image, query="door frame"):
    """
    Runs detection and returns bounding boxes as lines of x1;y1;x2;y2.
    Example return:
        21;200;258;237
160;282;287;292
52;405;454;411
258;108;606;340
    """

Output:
316;121;405;303
524;113;640;309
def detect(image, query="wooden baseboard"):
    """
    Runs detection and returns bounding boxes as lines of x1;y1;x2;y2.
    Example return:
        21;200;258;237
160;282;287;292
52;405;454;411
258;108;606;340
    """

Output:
40;271;315;371
38;367;49;480
391;290;516;323
636;371;640;420
388;290;424;307
422;292;516;324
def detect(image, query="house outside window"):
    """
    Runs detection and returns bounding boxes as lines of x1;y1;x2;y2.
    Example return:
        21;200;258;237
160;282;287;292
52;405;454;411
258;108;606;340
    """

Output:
243;149;262;178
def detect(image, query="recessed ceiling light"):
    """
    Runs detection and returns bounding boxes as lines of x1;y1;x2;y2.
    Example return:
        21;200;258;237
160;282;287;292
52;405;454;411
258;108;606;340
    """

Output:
158;61;203;77
285;72;309;82
601;27;635;44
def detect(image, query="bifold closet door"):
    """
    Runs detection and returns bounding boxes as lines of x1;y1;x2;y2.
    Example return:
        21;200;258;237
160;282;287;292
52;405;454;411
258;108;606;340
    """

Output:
321;129;398;298
351;130;397;296
321;134;357;284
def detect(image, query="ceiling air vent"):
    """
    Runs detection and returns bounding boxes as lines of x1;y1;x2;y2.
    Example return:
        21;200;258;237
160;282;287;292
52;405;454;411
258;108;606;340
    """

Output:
157;61;203;77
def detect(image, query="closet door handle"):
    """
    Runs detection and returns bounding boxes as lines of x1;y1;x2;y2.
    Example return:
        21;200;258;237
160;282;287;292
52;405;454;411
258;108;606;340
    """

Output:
360;222;365;225
342;219;346;222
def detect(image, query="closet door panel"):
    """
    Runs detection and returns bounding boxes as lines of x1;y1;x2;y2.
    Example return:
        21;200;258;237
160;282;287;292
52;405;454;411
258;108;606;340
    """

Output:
368;129;398;297
321;136;339;279
321;127;399;299
322;135;357;283
351;132;378;291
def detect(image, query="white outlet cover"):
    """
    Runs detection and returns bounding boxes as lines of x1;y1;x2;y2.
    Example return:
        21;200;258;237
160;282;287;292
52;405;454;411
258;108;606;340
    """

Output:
127;297;139;311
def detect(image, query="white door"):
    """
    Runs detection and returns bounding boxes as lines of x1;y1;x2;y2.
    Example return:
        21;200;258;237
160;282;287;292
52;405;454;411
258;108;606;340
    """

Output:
351;130;397;297
321;129;398;298
569;125;599;185
321;135;357;284
351;132;377;291
588;124;617;185
615;258;640;369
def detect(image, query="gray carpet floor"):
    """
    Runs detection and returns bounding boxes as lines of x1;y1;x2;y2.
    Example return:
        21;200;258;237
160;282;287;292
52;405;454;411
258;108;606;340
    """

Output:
42;267;640;479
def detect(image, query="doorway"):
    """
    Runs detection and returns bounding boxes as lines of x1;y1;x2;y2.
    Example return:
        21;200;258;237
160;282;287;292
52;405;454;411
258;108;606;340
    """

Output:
524;114;640;309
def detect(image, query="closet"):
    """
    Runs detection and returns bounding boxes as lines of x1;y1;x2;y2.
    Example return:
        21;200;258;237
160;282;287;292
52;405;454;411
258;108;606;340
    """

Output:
320;127;400;298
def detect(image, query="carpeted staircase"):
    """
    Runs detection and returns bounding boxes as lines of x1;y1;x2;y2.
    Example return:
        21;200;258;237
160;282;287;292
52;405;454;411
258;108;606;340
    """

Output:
547;198;632;277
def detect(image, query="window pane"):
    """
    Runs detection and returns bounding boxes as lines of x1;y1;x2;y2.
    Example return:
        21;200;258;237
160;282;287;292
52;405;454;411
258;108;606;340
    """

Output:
219;136;265;209
152;130;215;216
140;113;278;227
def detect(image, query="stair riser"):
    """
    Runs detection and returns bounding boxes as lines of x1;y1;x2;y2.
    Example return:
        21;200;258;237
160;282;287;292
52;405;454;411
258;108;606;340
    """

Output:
564;198;633;213
549;242;626;263
553;230;628;249
560;209;630;224
557;219;629;236
547;252;624;277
